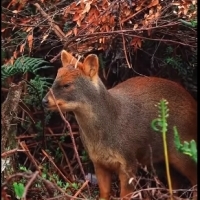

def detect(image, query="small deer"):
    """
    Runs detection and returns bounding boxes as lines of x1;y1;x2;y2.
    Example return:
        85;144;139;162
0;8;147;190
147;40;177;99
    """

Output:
43;50;197;200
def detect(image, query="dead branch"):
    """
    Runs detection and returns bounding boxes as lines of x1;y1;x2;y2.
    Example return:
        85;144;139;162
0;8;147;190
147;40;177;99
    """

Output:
49;89;90;196
22;171;39;200
1;81;25;153
34;3;66;41
41;149;71;183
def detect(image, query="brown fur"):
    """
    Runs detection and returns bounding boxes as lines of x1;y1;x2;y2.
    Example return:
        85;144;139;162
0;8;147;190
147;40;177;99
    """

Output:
43;50;197;200
56;66;82;86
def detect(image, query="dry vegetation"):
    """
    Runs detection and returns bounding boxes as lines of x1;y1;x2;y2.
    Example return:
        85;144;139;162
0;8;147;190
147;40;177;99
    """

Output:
1;0;197;199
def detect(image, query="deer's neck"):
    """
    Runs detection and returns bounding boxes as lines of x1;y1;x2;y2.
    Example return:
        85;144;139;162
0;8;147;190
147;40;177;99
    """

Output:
74;84;120;142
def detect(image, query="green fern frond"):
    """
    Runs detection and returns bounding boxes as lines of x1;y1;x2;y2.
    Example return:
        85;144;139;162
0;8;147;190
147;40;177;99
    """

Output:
24;75;53;109
151;99;169;133
174;126;197;163
1;56;52;81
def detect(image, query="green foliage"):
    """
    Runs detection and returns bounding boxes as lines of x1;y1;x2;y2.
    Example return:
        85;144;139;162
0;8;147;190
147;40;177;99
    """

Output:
63;21;75;32
151;99;169;133
1;48;6;60
174;126;197;163
151;99;197;198
98;53;107;69
13;182;25;199
151;99;172;198
1;56;52;81
55;147;62;160
179;19;197;28
164;49;187;76
24;75;52;109
80;150;89;162
19;165;29;172
48;171;80;191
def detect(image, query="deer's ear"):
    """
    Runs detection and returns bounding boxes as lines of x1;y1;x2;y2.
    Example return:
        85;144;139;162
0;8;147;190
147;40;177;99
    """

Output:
61;50;79;67
82;54;99;79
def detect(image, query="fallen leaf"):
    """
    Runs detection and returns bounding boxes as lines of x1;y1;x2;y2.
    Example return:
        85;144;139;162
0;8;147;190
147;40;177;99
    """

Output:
73;27;78;36
1;28;6;32
41;34;48;43
13;51;18;59
65;30;72;37
20;43;25;53
82;2;91;14
148;29;151;36
73;13;81;21
133;24;138;30
148;0;159;8
26;27;33;32
12;10;19;14
131;37;142;51
27;34;33;52
136;6;142;11
77;19;81;27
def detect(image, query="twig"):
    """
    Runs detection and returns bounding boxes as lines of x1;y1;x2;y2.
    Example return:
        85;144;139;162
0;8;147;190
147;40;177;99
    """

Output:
22;171;39;200
50;52;61;63
150;35;165;69
1;148;27;158
1;81;25;153
2;171;58;198
41;149;71;183
19;141;41;174
34;3;66;41
72;180;89;199
119;16;131;69
121;6;148;24
47;127;75;181
49;89;90;196
1;172;33;188
119;9;146;77
64;23;196;49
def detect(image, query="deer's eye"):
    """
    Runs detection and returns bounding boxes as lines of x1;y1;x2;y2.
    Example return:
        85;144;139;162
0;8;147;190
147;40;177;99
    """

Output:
63;83;71;88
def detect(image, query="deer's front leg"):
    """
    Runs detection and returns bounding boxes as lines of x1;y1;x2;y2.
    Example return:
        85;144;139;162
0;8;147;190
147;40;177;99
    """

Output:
94;163;112;200
119;167;135;200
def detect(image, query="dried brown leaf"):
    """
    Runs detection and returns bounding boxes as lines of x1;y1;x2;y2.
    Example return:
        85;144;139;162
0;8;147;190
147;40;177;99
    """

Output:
7;0;17;9
13;51;18;59
73;27;78;36
101;15;107;23
105;25;109;32
124;8;131;16
136;6;142;11
19;18;31;25
26;27;33;32
82;2;91;14
133;24;138;30
65;30;73;37
1;28;6;32
90;27;95;33
12;10;19;14
73;13;81;21
27;34;33;52
148;0;159;8
131;37;142;50
77;19;81;27
41;34;48;44
20;43;25;53
148;29;151;36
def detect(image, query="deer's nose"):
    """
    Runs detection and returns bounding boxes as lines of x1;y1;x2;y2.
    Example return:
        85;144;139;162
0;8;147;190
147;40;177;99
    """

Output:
42;98;49;107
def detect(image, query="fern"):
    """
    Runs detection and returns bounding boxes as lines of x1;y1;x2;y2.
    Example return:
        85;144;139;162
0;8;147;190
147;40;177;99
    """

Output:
24;75;53;109
151;99;173;199
1;56;52;81
174;126;197;163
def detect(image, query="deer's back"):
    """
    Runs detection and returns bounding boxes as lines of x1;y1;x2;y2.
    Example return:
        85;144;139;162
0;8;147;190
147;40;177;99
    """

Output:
107;76;196;165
